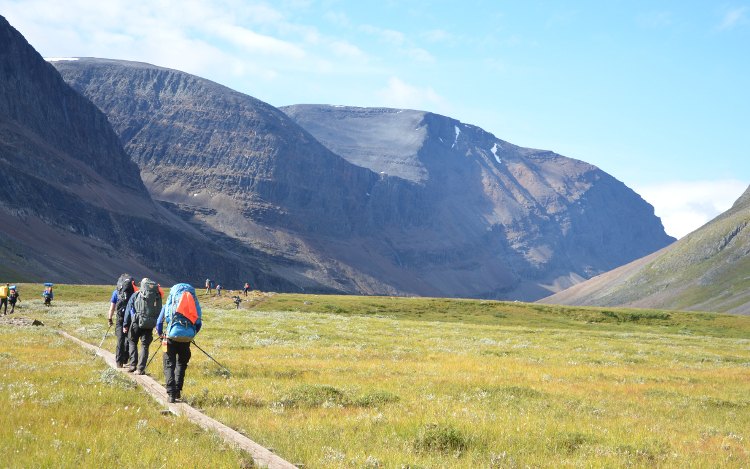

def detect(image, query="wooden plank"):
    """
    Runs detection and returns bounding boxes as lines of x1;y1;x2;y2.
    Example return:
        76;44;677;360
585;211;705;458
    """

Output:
60;331;297;469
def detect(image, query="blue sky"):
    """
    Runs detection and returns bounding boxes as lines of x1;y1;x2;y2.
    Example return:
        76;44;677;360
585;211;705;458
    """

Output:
2;0;748;237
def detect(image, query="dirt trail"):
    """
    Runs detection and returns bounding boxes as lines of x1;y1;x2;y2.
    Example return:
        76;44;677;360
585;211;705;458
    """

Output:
60;330;297;469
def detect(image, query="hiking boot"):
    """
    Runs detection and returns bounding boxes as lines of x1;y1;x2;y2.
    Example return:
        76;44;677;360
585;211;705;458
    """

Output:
168;395;176;403
127;366;136;373
116;362;124;368
134;370;145;375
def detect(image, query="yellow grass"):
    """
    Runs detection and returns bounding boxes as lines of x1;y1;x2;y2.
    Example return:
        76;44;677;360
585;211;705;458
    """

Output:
4;287;750;467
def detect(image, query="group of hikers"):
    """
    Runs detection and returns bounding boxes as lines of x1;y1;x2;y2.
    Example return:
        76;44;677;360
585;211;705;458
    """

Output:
107;274;202;403
0;283;55;314
205;278;252;297
0;283;20;314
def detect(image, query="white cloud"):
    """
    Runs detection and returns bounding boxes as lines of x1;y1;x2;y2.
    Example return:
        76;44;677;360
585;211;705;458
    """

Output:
422;29;452;43
361;24;405;45
377;77;446;111
719;6;748;30
210;23;306;58
634;179;748;239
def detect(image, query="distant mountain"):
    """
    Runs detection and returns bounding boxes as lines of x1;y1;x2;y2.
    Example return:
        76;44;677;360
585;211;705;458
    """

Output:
540;185;750;314
50;56;674;300
281;105;675;297
0;15;291;288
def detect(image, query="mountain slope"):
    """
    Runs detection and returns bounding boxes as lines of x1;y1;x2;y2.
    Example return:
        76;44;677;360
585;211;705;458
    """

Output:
51;55;675;299
540;185;750;314
282;105;676;296
0;16;291;288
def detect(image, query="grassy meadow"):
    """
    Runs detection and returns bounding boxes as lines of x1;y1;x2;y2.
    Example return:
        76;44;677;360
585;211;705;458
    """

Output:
1;284;749;468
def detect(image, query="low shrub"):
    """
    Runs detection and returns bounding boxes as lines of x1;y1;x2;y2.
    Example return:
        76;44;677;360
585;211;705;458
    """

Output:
413;423;469;455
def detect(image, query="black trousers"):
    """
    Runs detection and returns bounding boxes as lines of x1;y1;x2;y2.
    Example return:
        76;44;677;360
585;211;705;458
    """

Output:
0;298;6;314
163;340;191;398
127;327;153;372
115;316;129;365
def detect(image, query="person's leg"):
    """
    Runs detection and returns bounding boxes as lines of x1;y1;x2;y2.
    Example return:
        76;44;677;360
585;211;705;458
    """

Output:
137;330;153;373
174;342;192;400
1;298;6;314
127;329;138;371
163;342;178;400
115;317;127;366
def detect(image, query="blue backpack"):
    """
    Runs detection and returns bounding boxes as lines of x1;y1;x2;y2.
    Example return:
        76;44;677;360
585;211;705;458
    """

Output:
164;283;202;342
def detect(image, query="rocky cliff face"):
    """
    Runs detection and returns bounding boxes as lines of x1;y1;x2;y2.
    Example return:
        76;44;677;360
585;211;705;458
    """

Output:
53;59;674;299
282;105;676;296
0;16;293;288
540;185;750;314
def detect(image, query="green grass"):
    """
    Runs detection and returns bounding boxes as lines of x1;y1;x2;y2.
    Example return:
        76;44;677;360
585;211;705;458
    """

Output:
5;286;750;468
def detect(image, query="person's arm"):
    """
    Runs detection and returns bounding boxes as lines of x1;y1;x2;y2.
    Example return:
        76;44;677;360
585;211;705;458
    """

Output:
123;294;136;332
156;307;165;337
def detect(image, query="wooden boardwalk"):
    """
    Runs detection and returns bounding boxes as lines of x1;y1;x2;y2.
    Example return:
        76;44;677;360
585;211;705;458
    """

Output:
60;331;297;469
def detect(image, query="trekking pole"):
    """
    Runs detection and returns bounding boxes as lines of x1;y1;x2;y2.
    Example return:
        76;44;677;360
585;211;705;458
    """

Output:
96;323;112;352
191;340;232;376
145;345;160;370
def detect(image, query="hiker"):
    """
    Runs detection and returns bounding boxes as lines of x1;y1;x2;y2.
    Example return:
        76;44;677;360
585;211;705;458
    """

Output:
232;295;241;309
216;284;222;297
205;278;211;295
42;285;53;306
8;286;19;314
243;282;250;297
0;283;8;315
108;274;135;368
122;278;162;375
156;283;202;403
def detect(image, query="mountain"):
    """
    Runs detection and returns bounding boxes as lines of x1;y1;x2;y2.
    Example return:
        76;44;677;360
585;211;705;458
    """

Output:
281;105;675;297
0;16;292;288
51;57;674;300
539;185;750;314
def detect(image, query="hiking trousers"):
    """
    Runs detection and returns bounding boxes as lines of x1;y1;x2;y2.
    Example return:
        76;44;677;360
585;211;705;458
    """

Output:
115;316;129;366
0;298;6;314
128;327;153;372
163;340;191;398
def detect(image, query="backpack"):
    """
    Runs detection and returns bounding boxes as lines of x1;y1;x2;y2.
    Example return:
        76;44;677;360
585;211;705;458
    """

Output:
164;283;201;342
0;285;8;299
115;274;136;318
134;278;162;329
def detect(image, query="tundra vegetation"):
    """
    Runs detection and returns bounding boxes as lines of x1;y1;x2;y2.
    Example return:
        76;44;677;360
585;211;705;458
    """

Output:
2;285;749;468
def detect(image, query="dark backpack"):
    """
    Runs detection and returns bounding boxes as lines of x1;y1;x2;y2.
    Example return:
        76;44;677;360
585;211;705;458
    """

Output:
115;274;135;318
134;278;162;329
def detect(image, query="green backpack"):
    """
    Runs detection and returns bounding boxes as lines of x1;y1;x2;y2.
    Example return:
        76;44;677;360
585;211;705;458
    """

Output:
134;278;162;329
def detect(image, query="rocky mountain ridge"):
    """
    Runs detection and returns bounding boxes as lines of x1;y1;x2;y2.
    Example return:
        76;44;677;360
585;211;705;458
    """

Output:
53;58;675;299
0;16;293;288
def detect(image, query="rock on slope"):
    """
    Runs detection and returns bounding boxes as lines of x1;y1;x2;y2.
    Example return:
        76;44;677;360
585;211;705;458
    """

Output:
0;16;287;287
540;185;750;314
52;57;674;299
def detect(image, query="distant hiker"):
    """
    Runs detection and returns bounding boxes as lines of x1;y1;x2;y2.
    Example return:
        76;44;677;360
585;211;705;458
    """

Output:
109;274;136;368
123;278;162;375
205;278;212;295
42;285;53;307
0;283;8;315
156;283;202;403
216;284;222;297
8;286;19;314
232;295;241;309
243;282;250;297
